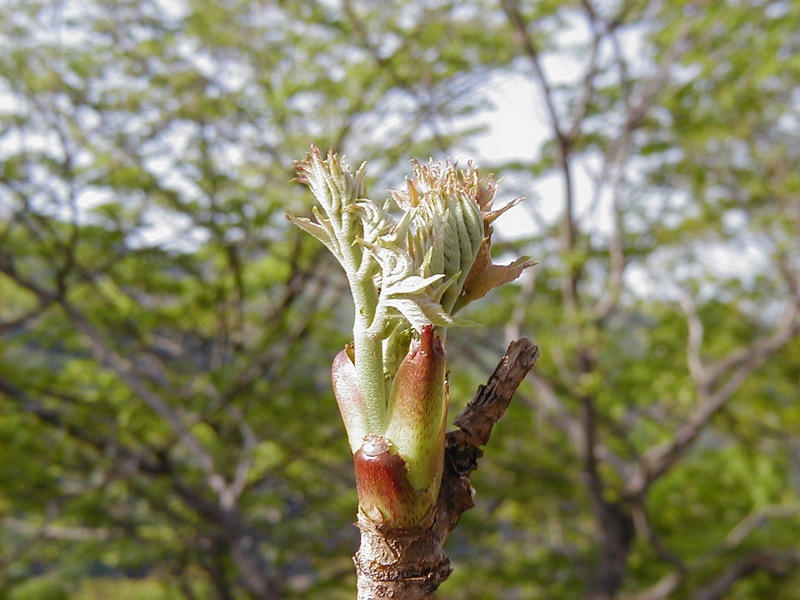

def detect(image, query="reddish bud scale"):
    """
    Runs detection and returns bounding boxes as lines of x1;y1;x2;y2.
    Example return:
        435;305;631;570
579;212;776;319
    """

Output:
384;324;448;497
353;436;432;529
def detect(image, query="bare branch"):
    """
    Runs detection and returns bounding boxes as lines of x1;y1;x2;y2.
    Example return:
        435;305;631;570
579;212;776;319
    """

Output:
591;140;629;323
501;0;578;310
505;267;536;343
527;372;584;449
703;297;799;389
72;315;221;479
223;406;258;512
500;0;565;143
600;495;798;600
567;16;602;141
625;297;800;499
724;505;800;548
0;299;55;334
0;261;227;494
0;374;261;591
679;290;708;386
580;394;606;518
577;357;636;600
691;551;799;600
633;571;684;600
524;373;631;479
621;15;693;134
434;338;539;542
630;501;685;572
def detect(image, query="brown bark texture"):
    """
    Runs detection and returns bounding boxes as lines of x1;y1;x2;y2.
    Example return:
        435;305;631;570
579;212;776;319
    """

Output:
354;338;540;599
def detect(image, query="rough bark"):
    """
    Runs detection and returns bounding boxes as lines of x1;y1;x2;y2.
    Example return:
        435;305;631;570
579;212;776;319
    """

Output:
354;510;451;600
353;339;540;599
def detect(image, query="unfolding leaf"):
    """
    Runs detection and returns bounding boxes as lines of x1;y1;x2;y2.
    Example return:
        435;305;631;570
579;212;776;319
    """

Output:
456;237;534;311
385;274;445;296
285;211;331;247
386;298;455;331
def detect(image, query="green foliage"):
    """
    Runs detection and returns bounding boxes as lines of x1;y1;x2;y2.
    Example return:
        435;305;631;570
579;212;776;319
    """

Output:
1;0;798;598
6;575;70;600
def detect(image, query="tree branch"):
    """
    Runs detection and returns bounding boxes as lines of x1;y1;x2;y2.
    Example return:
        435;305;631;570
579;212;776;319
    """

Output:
434;338;539;541
634;503;800;600
0;258;237;503
501;0;578;311
633;570;684;600
625;297;800;499
679;290;708;386
691;550;800;600
567;7;602;141
702;297;799;391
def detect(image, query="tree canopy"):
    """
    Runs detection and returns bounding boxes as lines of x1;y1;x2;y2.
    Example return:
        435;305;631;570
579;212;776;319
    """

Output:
1;0;798;599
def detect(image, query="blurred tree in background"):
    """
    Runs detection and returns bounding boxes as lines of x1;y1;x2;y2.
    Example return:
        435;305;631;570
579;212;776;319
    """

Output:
1;0;798;599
